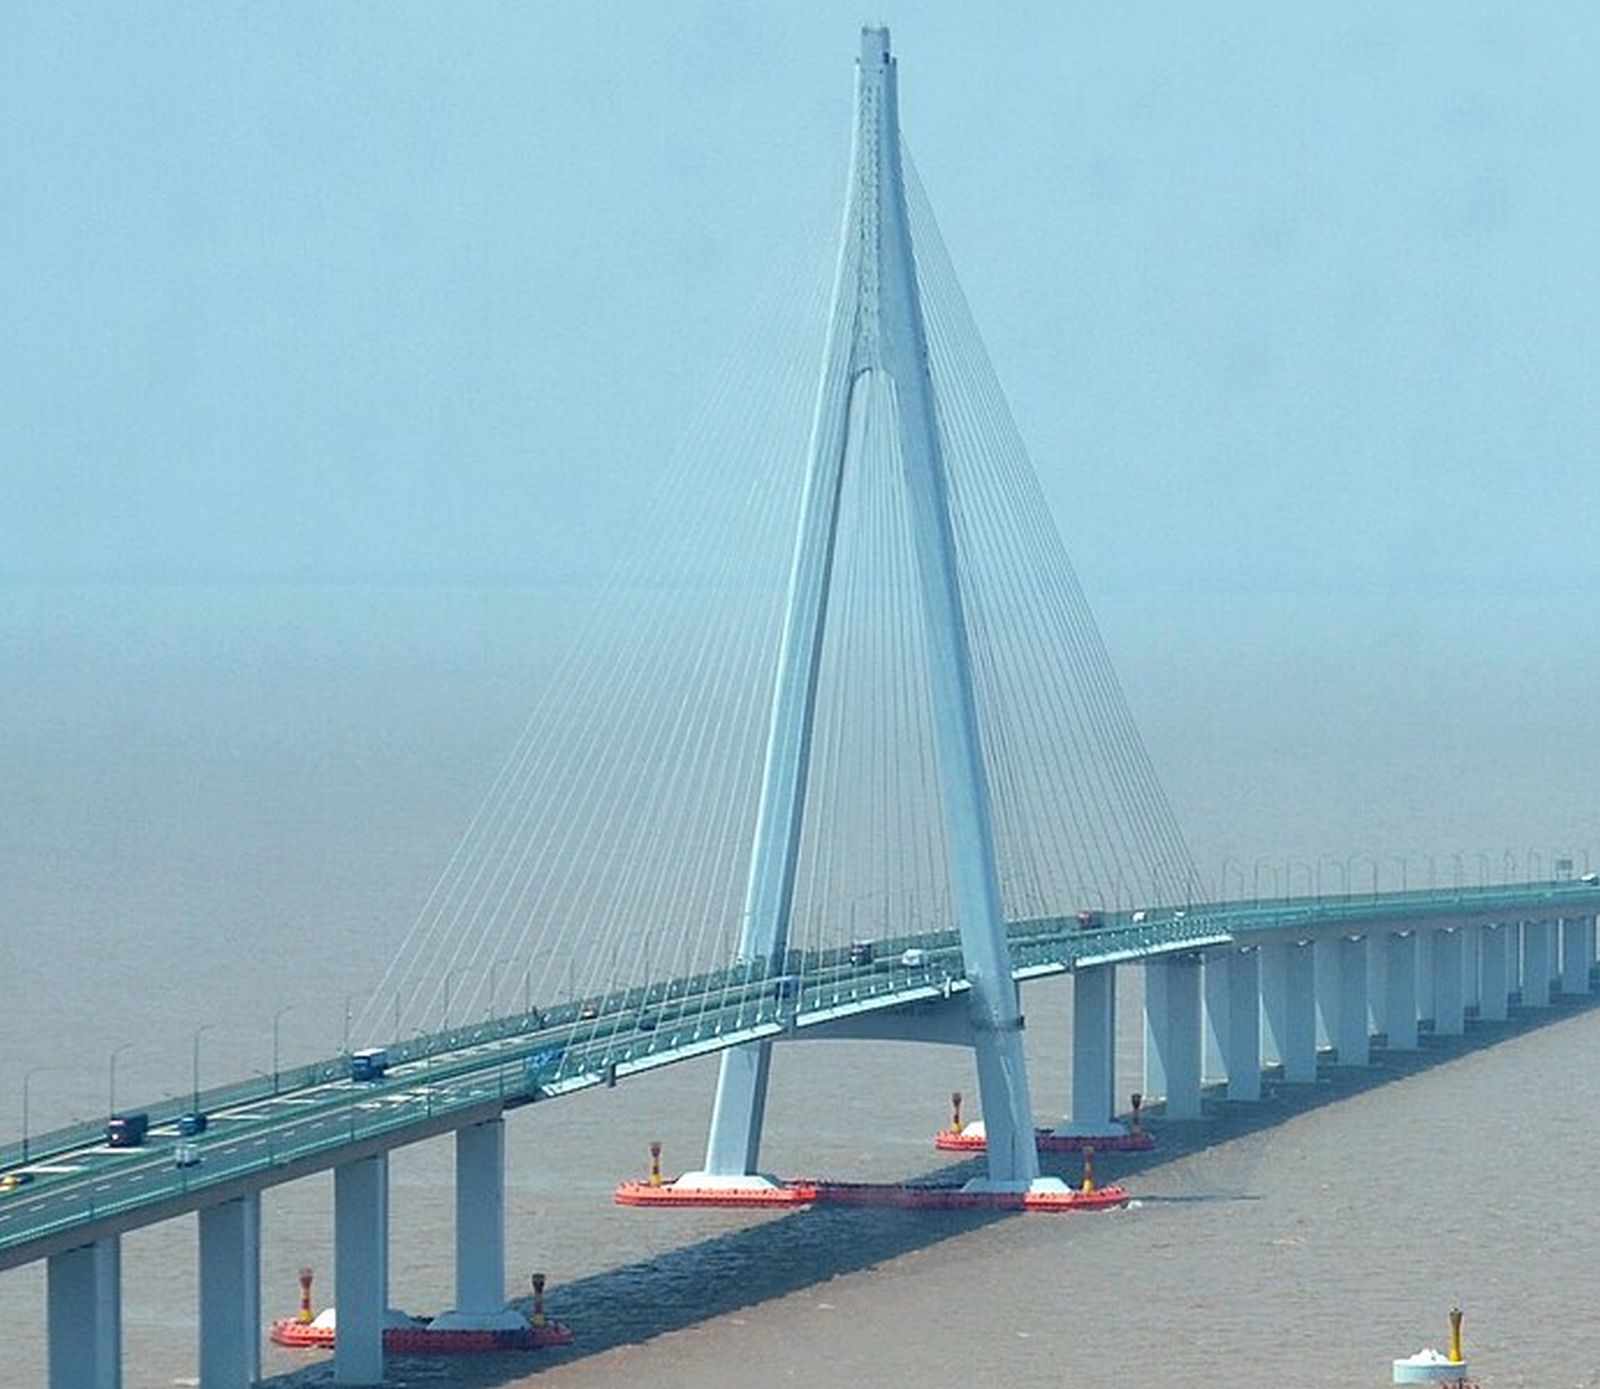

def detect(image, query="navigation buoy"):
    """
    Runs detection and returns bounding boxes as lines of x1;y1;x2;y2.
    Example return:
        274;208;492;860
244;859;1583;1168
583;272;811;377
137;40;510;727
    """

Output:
297;1266;314;1325
530;1272;548;1328
1392;1306;1476;1385
1129;1092;1145;1139
949;1090;964;1135
1079;1146;1096;1195
649;1141;663;1188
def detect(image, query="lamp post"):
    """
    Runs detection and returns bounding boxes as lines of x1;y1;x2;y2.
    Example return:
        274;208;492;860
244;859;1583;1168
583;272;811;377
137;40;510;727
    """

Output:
108;1043;134;1119
191;1023;215;1114
1390;856;1408;895
22;1066;60;1163
272;1006;294;1095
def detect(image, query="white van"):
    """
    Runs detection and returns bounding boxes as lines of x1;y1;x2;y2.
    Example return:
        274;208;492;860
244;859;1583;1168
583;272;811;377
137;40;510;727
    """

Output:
900;948;930;968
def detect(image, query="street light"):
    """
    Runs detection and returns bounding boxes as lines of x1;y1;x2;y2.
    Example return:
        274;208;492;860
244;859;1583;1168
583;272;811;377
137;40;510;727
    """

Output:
22;1066;61;1163
108;1043;134;1118
191;1023;215;1114
272;1006;295;1094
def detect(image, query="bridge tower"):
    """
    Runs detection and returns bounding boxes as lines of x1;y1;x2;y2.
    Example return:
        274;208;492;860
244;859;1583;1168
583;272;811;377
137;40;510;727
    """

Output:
695;27;1047;1192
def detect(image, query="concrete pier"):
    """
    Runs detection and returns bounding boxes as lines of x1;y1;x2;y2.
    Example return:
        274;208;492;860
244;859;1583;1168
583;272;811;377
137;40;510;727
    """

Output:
1202;948;1261;1100
1522;920;1553;1007
1333;936;1369;1065
1560;917;1591;995
334;1153;389;1385
1058;964;1122;1136
198;1194;260;1388
48;1237;120;1389
1382;932;1418;1050
1479;923;1509;1020
1431;928;1465;1036
431;1118;525;1331
1143;953;1202;1119
1261;941;1317;1083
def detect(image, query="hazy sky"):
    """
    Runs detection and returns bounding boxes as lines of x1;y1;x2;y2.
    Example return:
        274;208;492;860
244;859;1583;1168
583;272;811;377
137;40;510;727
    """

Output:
6;2;1599;871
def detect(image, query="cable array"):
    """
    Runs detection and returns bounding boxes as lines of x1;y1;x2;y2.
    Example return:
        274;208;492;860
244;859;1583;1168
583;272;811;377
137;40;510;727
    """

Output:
354;153;1200;1044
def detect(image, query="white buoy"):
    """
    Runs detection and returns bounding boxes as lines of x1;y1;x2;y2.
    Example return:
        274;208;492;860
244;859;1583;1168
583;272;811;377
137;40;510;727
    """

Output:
1393;1308;1471;1385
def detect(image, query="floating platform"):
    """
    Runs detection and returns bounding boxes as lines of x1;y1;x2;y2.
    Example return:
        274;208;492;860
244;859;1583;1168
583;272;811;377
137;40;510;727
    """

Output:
934;1126;1155;1155
614;1177;1129;1213
269;1316;572;1353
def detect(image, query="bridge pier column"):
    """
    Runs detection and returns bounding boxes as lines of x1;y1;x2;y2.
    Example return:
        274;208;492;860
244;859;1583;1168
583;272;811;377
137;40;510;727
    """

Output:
1561;918;1591;994
1056;964;1122;1136
1382;932;1417;1050
1202;951;1229;1085
1460;924;1480;1012
1333;936;1369;1065
1313;938;1337;1049
1522;921;1552;1007
1431;928;1465;1036
48;1236;120;1389
1260;941;1317;1082
198;1193;260;1388
1143;954;1201;1119
1478;924;1509;1020
431;1118;523;1331
1259;943;1285;1068
1414;930;1436;1025
1224;948;1261;1100
334;1152;389;1386
1365;935;1386;1038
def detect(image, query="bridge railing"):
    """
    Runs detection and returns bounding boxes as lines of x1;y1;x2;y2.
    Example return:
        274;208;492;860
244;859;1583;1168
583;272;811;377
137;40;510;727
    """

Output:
9;880;1595;1170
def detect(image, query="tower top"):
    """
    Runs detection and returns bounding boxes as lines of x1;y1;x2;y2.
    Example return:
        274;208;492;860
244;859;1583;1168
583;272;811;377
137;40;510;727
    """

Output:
859;26;890;69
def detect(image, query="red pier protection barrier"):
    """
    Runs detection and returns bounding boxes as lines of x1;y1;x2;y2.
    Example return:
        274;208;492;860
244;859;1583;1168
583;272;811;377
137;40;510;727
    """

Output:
935;1091;1156;1154
614;1143;1130;1213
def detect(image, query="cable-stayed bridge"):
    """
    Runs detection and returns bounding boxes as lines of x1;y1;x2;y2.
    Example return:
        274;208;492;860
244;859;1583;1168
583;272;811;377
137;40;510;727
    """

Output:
5;27;1595;1388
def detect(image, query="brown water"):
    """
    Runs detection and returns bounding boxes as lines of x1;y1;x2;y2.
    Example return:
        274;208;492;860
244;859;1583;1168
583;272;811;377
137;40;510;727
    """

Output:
4;588;1595;1387
9;972;1598;1389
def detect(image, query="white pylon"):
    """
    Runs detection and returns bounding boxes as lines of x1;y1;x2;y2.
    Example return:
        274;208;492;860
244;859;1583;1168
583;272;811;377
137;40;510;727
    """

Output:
698;27;1046;1191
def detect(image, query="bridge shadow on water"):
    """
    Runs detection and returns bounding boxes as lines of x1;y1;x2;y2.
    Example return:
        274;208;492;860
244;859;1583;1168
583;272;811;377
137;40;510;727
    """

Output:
261;987;1600;1386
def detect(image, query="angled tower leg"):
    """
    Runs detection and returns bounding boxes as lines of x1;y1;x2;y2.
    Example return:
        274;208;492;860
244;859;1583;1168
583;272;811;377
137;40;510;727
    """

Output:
698;26;1043;1190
